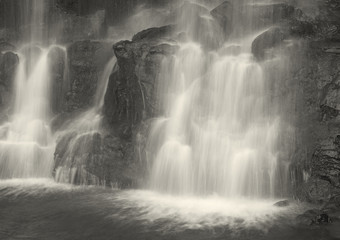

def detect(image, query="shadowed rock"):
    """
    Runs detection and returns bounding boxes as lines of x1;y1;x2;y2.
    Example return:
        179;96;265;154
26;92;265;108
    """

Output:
252;27;287;60
210;1;233;37
274;200;290;207
132;25;175;42
0;50;18;115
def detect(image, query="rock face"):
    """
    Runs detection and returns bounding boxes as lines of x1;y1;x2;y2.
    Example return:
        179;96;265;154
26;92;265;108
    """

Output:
288;2;340;203
296;209;332;225
290;41;340;203
0;48;18;120
252;27;287;60
53;129;138;187
65;40;113;112
210;1;233;37
104;27;178;128
211;1;302;36
98;26;178;186
48;46;67;114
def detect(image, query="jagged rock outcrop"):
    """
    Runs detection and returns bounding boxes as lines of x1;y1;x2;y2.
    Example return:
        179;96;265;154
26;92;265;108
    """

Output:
104;27;178;132
86;26;178;186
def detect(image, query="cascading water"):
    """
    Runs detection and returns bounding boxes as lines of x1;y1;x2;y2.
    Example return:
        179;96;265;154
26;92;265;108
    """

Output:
0;0;66;179
148;1;288;198
0;49;55;178
54;56;117;184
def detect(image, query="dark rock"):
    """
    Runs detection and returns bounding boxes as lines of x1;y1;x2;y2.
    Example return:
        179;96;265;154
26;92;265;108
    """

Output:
48;46;67;114
106;38;178;134
296;209;323;225
65;40;113;111
289;19;315;37
101;32;179;187
212;2;301;36
210;1;233;37
177;1;224;49
274;200;290;207
320;104;339;120
53;129;139;187
251;3;297;25
57;10;107;43
316;213;332;224
0;50;18;112
132;25;175;42
324;48;340;54
251;27;287;60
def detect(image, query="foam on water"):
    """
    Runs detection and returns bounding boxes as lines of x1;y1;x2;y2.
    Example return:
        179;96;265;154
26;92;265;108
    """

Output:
107;190;305;231
0;178;77;197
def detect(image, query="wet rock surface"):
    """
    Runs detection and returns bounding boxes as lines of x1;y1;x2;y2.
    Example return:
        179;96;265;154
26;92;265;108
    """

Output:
48;46;67;114
53;129;138;187
290;41;340;204
0;48;18;119
252;27;287;60
274;200;290;207
104;30;178;128
65;40;113;112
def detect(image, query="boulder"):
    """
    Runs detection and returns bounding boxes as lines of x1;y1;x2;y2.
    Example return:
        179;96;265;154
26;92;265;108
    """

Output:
210;1;233;37
53;129;138;187
296;209;332;225
177;1;224;48
132;25;175;42
273;200;290;207
296;209;321;225
105;33;178;136
251;27;287;60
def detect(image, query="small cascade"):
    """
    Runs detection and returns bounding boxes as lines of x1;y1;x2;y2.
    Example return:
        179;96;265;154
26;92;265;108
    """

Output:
0;47;60;178
54;57;117;185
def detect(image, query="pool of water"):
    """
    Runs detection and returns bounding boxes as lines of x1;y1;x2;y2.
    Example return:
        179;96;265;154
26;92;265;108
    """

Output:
0;179;337;240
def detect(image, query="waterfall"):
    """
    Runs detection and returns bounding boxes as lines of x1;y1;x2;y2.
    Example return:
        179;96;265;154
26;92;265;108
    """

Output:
147;1;288;198
0;0;65;179
0;49;55;178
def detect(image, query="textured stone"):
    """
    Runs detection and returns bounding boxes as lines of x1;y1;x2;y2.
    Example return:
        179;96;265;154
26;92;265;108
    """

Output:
0;50;18;117
252;27;287;60
104;32;178;135
65;40;112;111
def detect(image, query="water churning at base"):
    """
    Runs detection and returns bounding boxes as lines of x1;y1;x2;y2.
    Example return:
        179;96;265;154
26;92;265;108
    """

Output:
148;1;288;198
